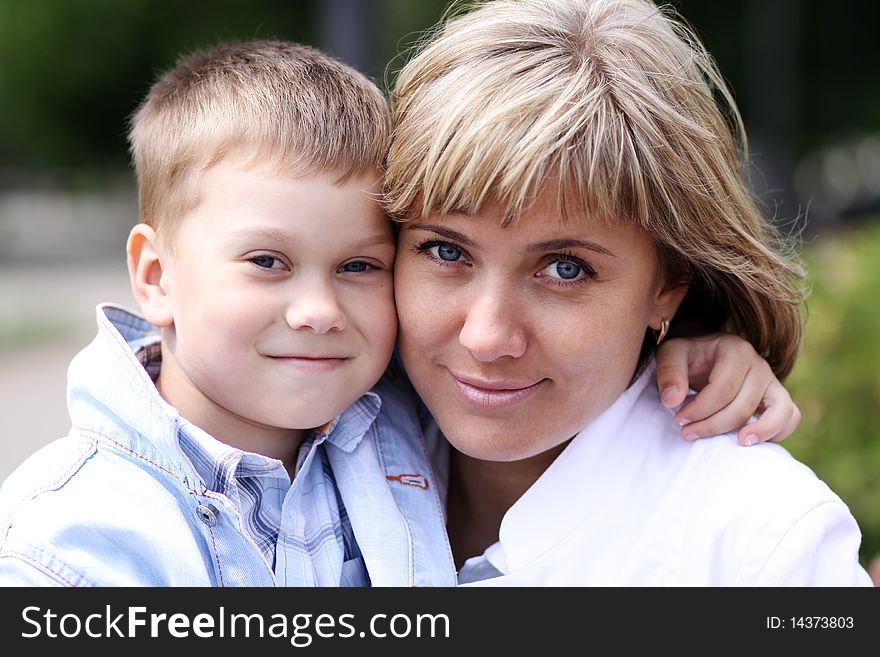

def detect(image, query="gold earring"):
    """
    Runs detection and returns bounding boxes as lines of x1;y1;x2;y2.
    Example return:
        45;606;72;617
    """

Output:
655;318;670;346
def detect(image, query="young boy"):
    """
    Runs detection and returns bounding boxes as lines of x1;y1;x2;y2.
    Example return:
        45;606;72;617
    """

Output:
0;39;797;587
0;40;456;586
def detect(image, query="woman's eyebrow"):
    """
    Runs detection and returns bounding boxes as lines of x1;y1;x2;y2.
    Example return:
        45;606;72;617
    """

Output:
404;223;476;247
525;238;615;257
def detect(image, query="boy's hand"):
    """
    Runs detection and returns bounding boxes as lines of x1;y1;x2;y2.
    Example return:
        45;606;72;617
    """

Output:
869;554;880;587
655;334;801;446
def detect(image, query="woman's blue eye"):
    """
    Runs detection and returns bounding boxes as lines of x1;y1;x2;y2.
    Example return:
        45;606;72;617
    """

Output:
550;260;582;280
432;244;462;262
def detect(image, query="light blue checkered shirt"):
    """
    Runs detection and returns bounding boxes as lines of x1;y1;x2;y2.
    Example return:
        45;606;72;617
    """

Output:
137;342;375;587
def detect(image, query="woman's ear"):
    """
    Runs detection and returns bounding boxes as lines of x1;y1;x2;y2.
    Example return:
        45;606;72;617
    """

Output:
127;224;174;327
650;279;689;333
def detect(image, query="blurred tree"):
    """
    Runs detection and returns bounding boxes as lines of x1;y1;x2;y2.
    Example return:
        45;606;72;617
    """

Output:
376;0;449;83
1;0;878;211
0;0;313;174
786;222;880;567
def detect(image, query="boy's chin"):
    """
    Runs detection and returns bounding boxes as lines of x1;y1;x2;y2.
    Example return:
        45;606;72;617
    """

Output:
273;410;338;434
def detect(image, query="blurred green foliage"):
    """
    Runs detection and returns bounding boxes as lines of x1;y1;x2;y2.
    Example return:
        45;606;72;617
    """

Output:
0;0;313;172
0;0;453;176
2;1;878;177
0;317;71;352
785;220;880;566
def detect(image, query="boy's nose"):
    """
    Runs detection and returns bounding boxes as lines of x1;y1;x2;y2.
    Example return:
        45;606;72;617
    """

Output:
285;283;347;334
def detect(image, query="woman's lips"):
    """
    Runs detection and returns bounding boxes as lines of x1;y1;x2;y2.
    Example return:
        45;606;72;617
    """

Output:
449;372;547;409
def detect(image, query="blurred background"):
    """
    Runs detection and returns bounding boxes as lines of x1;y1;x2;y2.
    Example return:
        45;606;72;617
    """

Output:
1;0;878;567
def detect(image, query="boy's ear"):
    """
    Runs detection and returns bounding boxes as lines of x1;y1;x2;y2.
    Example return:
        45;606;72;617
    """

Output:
127;223;174;327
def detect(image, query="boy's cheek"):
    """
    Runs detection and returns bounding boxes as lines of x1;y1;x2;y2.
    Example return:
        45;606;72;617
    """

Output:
369;301;399;364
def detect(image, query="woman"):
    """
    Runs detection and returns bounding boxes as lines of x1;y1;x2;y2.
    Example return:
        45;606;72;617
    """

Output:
385;0;871;584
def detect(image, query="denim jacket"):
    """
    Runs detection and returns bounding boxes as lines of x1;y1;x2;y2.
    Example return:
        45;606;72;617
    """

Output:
0;305;456;587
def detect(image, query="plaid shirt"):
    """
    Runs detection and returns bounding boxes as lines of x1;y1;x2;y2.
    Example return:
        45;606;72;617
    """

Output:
137;341;373;587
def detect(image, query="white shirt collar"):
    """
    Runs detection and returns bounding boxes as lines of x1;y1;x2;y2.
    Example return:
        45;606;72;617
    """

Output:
490;362;664;573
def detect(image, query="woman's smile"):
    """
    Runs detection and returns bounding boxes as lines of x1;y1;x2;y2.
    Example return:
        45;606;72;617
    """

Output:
446;369;549;409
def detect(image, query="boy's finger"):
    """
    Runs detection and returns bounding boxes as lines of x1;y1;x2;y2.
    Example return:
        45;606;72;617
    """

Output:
677;378;763;441
736;407;790;446
673;365;754;427
769;403;801;443
770;381;799;442
654;339;692;407
735;381;798;445
736;380;797;443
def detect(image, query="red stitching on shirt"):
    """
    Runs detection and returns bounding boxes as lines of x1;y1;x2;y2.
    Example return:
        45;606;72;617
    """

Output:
375;431;416;585
74;427;180;481
193;491;230;586
407;399;456;584
204;525;225;586
386;474;429;490
17;438;96;505
2;551;78;587
72;429;230;584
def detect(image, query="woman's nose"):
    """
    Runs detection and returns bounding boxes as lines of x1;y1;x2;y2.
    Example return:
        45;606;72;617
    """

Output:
458;288;527;361
285;280;347;334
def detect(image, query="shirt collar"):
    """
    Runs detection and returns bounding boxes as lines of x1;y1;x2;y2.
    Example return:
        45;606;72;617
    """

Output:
493;362;663;573
177;421;288;497
318;391;381;454
133;325;382;492
67;304;199;482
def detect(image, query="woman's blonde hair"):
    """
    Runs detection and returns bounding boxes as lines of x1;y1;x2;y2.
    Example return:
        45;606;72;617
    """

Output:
129;40;390;237
385;0;804;378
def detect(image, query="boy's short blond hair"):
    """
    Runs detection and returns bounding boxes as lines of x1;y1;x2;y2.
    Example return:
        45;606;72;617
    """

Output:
129;40;390;236
385;0;805;379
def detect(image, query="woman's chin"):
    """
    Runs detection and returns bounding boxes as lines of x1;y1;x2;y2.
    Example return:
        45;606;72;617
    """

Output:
445;429;569;464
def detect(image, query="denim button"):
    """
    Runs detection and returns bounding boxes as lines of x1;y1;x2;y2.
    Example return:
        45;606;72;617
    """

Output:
196;503;219;527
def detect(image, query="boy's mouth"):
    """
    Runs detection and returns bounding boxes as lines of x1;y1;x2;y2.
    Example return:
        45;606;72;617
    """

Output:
266;355;350;372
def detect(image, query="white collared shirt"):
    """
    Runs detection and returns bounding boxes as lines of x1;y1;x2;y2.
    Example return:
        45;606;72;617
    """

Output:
456;362;872;586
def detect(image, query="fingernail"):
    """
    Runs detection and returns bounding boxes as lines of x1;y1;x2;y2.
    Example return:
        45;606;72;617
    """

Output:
677;417;690;427
683;430;699;441
742;434;759;447
661;386;680;404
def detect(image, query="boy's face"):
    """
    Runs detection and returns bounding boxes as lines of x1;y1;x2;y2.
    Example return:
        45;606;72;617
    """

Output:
156;158;397;446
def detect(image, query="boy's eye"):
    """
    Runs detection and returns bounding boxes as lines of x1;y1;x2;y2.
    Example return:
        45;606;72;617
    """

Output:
249;254;286;270
339;260;373;273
